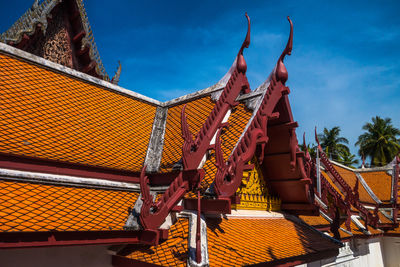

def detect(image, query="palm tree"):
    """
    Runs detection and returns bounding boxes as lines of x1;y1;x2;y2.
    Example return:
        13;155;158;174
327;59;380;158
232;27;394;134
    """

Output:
318;126;350;161
356;116;400;167
300;142;317;159
338;150;359;168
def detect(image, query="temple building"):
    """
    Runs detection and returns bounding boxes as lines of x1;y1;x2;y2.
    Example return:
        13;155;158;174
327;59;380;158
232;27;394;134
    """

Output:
0;0;399;266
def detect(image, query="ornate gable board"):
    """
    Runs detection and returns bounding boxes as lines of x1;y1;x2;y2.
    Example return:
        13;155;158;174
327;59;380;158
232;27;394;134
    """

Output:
1;0;109;80
211;17;316;215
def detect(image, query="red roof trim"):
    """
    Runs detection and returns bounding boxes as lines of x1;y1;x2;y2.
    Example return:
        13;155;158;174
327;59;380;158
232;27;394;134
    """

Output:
0;229;159;249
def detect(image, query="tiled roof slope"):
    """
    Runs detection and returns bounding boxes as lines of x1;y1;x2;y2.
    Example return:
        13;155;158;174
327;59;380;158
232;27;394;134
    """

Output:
117;218;189;267
331;164;376;204
0;179;138;232
160;97;252;175
360;171;392;202
206;217;340;266
160;96;215;172
187;102;253;194
0;52;156;172
115;216;341;267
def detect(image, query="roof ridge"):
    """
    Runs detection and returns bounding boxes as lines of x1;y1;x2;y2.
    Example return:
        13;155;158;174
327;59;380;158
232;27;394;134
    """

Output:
74;0;108;79
330;160;357;172
0;0;58;43
0;42;163;106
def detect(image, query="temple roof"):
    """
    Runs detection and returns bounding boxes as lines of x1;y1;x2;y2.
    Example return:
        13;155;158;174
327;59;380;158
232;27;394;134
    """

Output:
0;49;156;173
1;3;399;265
0;179;139;232
1;0;109;80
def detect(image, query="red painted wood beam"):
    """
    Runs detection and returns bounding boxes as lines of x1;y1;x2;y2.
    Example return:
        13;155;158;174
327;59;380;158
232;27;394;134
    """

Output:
77;45;89;56
0;153;196;186
81;61;96;74
15;34;30;49
0;153;140;183
0;229;159;249
72;30;86;43
184;198;231;214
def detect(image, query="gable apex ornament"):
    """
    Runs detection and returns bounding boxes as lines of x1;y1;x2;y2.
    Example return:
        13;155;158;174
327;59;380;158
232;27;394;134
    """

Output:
275;16;293;84
236;13;251;74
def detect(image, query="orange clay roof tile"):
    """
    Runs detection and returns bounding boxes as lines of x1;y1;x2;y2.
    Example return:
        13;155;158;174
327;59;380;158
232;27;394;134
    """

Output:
331;165;376;204
0;179;138;232
184;103;252;198
299;214;330;227
359;171;392;202
206;217;340;266
0;52;156;172
321;170;345;198
122;218;189;267
160;96;214;172
377;210;393;224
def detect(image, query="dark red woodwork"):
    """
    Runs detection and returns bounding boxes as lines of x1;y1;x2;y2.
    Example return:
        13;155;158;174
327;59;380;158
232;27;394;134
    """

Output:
0;229;159;249
139;166;204;230
393;155;400;221
7;0;103;79
211;17;316;215
180;14;251;171
184;198;231;214
313;131;380;229
137;13;253;232
0;153;142;183
0;153;194;186
72;30;86;43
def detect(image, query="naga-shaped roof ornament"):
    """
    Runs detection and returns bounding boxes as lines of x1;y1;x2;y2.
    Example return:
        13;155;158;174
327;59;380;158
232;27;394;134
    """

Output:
315;127;322;149
275;16;293;84
111;61;122;85
236;13;251;73
303;132;311;160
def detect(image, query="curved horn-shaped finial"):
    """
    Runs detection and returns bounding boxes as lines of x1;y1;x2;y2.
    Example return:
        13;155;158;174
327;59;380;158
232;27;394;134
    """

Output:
111;61;122;85
275;16;293;84
314;127;321;147
236;13;251;73
302;132;307;151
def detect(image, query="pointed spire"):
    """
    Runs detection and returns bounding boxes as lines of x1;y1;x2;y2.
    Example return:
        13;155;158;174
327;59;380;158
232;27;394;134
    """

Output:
303;132;311;160
31;0;39;10
236;13;251;73
275;16;293;84
314;127;321;148
111;61;122;85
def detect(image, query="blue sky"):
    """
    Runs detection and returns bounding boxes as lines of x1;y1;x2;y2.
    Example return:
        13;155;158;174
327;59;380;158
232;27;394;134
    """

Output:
1;0;399;161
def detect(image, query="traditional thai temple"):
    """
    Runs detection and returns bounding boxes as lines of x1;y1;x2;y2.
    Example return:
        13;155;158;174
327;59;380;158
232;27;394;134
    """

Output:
0;1;399;266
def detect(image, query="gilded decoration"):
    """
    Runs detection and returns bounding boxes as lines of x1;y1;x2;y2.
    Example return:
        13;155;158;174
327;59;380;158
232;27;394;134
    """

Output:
232;160;281;211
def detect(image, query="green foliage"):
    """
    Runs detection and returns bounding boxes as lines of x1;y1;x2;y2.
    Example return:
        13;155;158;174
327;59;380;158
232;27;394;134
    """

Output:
317;126;350;161
300;142;317;159
356;116;400;167
337;149;359;168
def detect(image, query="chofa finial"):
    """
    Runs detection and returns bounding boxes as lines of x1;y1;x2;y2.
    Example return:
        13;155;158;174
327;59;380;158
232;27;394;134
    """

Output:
314;127;321;147
111;61;122;85
236;13;251;73
275;16;293;84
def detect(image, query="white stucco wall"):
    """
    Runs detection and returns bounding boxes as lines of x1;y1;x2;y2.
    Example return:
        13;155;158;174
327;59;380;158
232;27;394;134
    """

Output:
0;245;112;267
298;237;385;267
